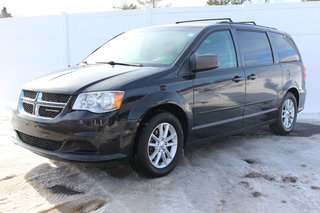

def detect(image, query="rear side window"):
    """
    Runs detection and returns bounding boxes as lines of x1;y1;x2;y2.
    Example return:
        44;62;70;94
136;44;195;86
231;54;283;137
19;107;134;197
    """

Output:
270;33;300;62
196;31;237;69
237;31;273;66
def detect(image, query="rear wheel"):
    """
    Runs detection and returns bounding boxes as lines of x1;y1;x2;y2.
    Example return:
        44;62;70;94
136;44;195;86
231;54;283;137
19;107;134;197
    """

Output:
133;112;183;177
269;92;297;135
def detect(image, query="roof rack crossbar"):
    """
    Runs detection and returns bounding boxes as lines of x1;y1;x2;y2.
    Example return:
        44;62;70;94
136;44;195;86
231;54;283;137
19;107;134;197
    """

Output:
176;18;233;24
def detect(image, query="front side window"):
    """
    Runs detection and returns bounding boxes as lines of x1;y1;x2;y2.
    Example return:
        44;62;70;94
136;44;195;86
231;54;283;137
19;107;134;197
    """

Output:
238;31;273;66
270;33;300;62
196;31;237;69
84;27;202;67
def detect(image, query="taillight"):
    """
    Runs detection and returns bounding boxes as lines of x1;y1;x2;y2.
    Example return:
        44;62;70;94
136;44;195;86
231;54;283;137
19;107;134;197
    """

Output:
303;66;307;80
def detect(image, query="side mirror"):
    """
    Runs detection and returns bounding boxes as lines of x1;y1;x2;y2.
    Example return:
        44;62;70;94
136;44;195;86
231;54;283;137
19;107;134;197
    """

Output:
192;54;219;71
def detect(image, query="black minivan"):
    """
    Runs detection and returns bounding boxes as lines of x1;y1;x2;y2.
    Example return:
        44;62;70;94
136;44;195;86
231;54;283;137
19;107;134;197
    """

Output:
12;18;306;177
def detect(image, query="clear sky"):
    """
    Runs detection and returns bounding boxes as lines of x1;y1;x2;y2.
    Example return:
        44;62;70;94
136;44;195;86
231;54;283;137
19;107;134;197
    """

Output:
1;0;301;17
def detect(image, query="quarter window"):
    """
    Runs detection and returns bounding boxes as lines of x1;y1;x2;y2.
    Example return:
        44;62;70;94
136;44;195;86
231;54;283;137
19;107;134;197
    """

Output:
196;31;237;69
238;31;273;66
270;33;300;62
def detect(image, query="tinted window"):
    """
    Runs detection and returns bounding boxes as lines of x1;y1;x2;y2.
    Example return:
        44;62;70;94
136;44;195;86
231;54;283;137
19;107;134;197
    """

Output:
238;31;273;66
196;31;237;69
270;33;300;62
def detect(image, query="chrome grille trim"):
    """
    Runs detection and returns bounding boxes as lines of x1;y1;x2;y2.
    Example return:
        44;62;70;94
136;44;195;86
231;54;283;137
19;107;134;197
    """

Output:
19;91;70;119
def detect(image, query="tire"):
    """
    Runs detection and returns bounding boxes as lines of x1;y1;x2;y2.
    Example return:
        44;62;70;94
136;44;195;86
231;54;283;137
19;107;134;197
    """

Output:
133;112;184;177
269;92;297;135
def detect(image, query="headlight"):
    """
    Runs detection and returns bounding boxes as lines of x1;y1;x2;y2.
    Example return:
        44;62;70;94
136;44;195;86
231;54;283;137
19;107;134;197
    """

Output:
72;91;125;113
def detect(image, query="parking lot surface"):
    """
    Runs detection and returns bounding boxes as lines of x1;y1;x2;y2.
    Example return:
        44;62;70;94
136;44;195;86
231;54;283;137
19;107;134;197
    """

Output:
0;107;320;213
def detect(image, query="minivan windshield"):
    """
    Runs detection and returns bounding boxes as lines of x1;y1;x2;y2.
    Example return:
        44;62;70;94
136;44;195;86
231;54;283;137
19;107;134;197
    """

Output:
84;27;202;67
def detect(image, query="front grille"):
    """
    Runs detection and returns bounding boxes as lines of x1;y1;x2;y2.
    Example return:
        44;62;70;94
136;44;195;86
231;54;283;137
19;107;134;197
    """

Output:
17;131;63;151
39;106;63;118
23;90;37;99
20;91;70;119
23;103;33;114
42;93;70;103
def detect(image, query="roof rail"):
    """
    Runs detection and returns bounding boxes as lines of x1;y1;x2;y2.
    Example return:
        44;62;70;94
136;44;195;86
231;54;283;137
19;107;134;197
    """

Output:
234;21;277;30
175;19;277;30
236;21;256;25
176;18;233;24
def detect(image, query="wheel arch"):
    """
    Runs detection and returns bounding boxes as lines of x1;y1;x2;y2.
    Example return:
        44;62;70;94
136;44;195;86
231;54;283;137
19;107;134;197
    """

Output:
287;88;299;108
282;80;300;108
136;103;189;143
123;91;193;158
270;86;299;135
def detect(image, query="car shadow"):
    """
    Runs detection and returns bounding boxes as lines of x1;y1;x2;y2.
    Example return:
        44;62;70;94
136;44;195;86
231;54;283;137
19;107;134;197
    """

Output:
23;122;320;212
289;122;320;137
241;122;320;137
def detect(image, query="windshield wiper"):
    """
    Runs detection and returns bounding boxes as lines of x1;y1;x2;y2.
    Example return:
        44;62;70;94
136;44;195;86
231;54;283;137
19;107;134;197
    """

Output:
95;61;143;67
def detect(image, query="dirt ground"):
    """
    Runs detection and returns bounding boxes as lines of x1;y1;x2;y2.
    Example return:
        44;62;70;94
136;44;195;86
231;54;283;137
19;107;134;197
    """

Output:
1;106;320;213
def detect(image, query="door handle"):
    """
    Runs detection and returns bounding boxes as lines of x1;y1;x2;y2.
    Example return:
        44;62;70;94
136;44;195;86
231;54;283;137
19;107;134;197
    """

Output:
247;74;257;80
232;76;244;82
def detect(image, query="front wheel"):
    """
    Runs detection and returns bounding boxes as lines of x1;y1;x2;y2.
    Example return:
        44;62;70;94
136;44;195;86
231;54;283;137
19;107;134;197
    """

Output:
133;112;184;177
269;92;297;135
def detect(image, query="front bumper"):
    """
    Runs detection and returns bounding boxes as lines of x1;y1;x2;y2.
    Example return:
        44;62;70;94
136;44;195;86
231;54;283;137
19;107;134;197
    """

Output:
11;109;133;162
11;131;126;161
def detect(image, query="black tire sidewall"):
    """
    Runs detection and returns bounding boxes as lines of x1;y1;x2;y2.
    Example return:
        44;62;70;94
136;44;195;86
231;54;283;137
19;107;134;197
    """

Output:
136;112;183;177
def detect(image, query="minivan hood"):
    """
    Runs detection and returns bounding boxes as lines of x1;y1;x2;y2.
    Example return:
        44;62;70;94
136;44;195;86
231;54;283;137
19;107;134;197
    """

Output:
23;65;161;94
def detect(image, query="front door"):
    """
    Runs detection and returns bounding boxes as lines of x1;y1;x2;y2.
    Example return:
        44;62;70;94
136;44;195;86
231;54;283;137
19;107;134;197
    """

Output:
192;30;245;138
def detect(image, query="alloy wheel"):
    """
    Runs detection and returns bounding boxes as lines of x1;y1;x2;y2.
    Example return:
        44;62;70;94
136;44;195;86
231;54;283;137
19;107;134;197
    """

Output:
282;98;295;129
147;122;178;169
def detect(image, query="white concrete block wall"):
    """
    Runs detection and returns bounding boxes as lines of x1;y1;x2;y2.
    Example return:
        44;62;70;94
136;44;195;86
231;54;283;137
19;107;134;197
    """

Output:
0;2;319;112
67;10;150;65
